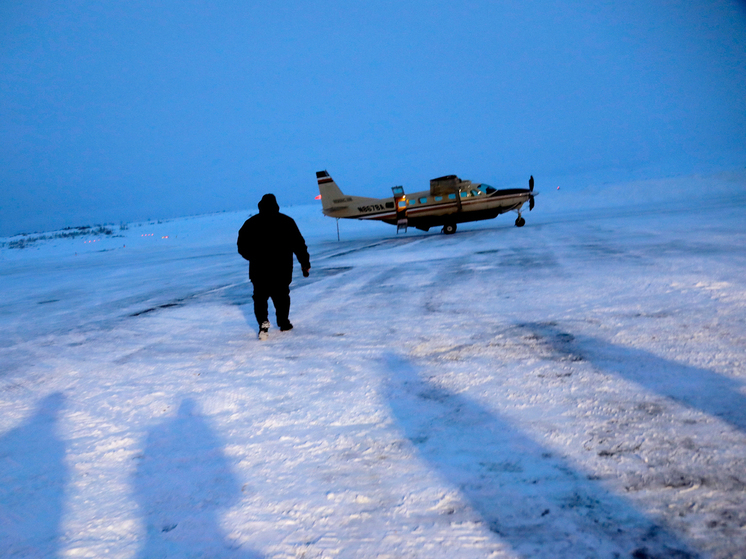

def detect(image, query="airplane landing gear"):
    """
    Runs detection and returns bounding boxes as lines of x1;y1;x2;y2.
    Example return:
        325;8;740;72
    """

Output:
515;216;526;227
442;223;457;235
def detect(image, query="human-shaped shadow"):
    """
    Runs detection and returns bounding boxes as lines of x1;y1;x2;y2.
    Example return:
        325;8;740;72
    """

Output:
384;354;698;558
0;392;68;557
133;398;263;558
518;322;746;434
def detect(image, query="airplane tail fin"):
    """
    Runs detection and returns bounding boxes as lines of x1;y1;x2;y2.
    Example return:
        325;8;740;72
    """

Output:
316;170;346;212
316;170;389;219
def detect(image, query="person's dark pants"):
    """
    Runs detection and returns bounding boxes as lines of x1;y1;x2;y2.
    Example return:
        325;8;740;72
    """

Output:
252;282;291;327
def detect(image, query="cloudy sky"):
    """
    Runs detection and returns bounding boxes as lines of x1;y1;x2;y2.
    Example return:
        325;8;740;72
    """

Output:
1;0;745;235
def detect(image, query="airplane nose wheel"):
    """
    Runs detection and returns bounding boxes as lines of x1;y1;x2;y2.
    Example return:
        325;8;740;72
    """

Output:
515;216;526;227
442;223;457;235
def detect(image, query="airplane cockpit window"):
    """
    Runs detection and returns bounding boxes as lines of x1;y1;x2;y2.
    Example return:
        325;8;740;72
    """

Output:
470;190;479;196
481;184;497;194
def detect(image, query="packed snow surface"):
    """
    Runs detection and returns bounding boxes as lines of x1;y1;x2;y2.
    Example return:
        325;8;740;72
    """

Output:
1;171;745;558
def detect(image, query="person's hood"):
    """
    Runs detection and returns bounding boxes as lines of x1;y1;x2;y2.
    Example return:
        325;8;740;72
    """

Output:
258;193;280;214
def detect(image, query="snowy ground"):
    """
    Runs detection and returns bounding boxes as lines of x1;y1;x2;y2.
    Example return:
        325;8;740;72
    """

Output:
1;170;745;558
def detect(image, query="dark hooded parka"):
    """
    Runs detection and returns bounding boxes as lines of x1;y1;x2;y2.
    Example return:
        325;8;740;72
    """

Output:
237;194;310;286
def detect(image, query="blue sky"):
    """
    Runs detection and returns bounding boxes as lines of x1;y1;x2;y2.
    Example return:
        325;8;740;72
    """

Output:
1;0;745;235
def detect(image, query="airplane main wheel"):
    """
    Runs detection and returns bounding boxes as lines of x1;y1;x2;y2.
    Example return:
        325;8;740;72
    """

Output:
442;223;457;235
515;217;526;227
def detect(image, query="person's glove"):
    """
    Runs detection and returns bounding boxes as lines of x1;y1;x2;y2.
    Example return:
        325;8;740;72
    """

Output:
302;267;310;278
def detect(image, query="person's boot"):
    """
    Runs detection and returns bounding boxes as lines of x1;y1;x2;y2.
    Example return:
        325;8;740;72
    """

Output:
258;321;270;341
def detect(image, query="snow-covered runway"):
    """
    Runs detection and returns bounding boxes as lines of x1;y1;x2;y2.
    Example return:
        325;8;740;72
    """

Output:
1;172;745;558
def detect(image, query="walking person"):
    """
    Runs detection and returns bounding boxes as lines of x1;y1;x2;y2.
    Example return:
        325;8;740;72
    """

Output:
237;194;310;340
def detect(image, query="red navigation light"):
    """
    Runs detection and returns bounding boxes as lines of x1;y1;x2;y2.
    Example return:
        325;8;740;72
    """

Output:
315;194;322;200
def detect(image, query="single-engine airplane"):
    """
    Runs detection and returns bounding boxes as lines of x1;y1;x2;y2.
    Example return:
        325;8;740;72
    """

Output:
316;171;536;234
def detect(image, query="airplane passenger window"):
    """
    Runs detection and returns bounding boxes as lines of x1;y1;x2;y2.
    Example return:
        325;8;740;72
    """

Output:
435;196;443;201
460;192;467;198
398;200;407;208
419;197;427;203
448;193;456;200
386;202;394;209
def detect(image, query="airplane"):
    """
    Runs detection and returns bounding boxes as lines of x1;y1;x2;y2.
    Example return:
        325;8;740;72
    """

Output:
316;170;536;234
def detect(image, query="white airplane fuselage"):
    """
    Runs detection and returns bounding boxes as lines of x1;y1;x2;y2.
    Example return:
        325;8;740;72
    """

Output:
316;171;536;234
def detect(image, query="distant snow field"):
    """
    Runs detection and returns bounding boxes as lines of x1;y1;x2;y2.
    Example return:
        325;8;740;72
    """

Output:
1;171;745;558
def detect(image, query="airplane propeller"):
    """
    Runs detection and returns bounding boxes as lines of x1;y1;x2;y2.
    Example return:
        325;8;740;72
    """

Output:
529;175;535;210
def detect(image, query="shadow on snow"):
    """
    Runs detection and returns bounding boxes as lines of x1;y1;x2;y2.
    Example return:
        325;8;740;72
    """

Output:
0;392;68;558
133;398;262;558
384;354;697;559
518;322;746;435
